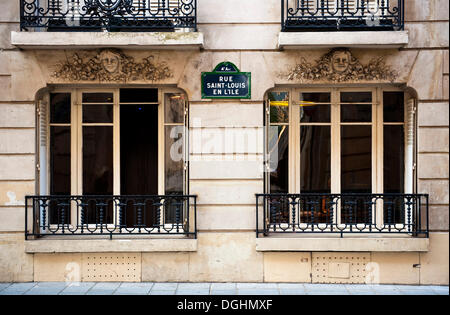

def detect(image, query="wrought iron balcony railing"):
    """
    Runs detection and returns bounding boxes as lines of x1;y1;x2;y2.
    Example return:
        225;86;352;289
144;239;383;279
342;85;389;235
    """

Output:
256;193;429;237
25;195;197;239
282;0;404;31
20;0;197;31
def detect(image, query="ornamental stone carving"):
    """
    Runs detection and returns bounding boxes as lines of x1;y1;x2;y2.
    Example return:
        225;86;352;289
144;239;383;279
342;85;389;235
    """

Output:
53;49;173;82
285;48;397;83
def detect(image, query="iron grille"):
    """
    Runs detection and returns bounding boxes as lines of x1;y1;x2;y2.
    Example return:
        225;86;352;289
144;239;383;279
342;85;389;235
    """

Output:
282;0;404;31
256;193;429;237
20;0;197;31
25;194;197;239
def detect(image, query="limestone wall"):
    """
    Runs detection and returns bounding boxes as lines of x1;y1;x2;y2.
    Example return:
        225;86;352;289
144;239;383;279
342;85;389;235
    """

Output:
0;0;448;284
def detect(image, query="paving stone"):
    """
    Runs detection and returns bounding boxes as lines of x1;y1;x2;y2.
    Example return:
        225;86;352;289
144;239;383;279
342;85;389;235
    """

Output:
211;290;237;295
0;283;37;295
176;289;210;295
114;282;154;295
279;289;307;295
150;290;176;295
309;291;349;295
236;283;278;289
59;282;96;295
177;283;211;290
277;283;305;290
237;289;280;295
211;283;237;290
0;283;12;292
152;283;178;290
25;282;68;295
86;282;121;295
398;290;436;295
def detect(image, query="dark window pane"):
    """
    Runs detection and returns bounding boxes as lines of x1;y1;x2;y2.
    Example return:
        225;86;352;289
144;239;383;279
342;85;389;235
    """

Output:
300;126;331;193
300;93;331;123
268;92;289;123
341;125;372;193
120;105;159;228
340;92;372;103
49;126;71;224
341;104;372;122
83;126;113;224
50;93;71;123
120;88;158;103
302;93;331;103
82;93;113;103
384;125;405;224
384;92;404;122
83;105;113;123
165;93;185;124
341;125;372;224
269;126;289;194
300;105;331;123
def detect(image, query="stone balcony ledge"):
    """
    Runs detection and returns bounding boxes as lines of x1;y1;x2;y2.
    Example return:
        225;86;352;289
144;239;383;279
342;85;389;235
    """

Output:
278;30;409;50
11;31;204;50
25;238;198;253
256;236;429;252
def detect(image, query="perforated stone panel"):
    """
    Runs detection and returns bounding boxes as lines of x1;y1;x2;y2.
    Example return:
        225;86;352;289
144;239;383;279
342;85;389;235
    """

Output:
312;252;370;284
81;253;141;282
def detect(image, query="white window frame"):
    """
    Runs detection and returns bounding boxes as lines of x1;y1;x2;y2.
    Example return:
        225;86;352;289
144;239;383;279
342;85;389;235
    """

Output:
40;86;188;232
265;86;415;231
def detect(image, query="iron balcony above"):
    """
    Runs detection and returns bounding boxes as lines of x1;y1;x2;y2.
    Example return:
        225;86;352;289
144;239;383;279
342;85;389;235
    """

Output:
281;0;404;32
20;0;197;32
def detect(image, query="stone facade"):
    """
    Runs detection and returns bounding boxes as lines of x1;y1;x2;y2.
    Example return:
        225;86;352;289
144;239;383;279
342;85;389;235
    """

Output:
0;0;448;284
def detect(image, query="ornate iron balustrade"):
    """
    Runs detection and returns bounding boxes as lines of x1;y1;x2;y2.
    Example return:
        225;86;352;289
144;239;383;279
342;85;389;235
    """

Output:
282;0;404;31
20;0;197;31
256;193;429;237
25;195;197;239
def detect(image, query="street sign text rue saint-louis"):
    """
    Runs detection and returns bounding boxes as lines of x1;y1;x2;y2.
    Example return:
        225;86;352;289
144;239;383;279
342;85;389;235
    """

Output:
201;62;251;99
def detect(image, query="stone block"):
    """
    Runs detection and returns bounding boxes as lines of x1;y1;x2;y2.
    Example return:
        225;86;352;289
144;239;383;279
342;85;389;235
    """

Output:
0;155;35;180
0;233;33;282
188;232;263;282
0;129;35;154
371;252;420;285
418;154;449;179
418;102;449;127
0;104;35;128
196;205;255;231
142;253;189;282
418;180;449;204
190;180;263;205
420;232;449;285
189;103;263;128
263;252;311;283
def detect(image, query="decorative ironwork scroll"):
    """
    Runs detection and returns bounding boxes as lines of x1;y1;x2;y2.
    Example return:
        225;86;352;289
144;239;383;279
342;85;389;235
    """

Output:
285;48;397;83
21;0;197;31
53;49;173;82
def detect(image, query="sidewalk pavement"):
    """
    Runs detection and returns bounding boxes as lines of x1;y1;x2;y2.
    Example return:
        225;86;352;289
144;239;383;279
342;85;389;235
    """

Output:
0;282;448;295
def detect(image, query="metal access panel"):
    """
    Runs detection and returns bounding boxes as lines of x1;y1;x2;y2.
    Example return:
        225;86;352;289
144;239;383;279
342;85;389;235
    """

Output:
82;253;141;282
312;252;370;284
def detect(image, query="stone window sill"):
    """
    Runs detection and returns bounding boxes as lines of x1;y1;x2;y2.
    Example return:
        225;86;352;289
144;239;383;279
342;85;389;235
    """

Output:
256;236;429;252
11;31;204;50
25;237;197;253
278;31;409;50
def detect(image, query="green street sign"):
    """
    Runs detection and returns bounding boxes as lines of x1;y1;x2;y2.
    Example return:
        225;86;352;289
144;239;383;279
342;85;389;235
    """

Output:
201;62;251;99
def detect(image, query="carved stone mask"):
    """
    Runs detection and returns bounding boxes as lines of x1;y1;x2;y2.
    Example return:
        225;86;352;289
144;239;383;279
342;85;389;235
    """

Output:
331;51;350;73
100;51;120;73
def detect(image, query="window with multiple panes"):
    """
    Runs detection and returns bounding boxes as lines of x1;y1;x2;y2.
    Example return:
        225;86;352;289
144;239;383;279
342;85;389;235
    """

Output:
41;88;188;226
265;87;415;226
